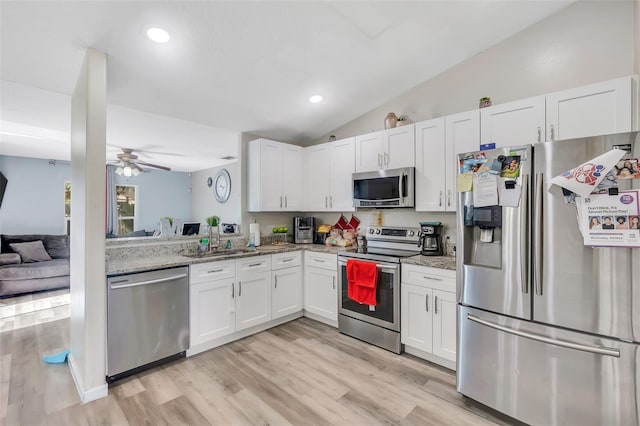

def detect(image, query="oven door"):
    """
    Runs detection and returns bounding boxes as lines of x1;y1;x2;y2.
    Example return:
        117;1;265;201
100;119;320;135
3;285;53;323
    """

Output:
337;257;400;331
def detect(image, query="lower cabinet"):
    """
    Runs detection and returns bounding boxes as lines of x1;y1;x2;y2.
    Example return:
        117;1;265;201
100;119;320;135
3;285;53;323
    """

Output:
236;270;272;331
303;251;338;325
190;277;235;345
272;266;303;319
401;264;457;369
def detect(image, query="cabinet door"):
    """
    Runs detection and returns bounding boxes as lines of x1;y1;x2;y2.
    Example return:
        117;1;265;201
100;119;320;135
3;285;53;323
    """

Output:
236;272;272;331
480;96;545;147
415;118;446;212
401;283;433;353
305;144;331;211
355;131;382;172
272;266;303;319
282;144;304;211
546;76;635;141
329;137;355;211
445;110;479;212
304;267;337;322
260;140;284;211
432;289;457;363
190;278;235;346
383;124;415;169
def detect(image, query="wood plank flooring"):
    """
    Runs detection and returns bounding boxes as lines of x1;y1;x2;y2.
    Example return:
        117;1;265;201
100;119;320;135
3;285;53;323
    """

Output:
0;292;518;425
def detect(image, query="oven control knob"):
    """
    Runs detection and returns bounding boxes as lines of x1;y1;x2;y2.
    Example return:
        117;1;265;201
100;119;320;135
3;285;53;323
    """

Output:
408;231;415;236
369;228;374;234
375;229;381;234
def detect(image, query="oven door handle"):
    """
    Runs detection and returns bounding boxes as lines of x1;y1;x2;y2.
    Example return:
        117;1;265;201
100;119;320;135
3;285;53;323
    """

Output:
338;259;399;271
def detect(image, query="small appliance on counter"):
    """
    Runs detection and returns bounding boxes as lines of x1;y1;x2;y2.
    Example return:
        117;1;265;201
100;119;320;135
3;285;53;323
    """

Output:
314;224;332;245
418;222;444;256
294;216;315;244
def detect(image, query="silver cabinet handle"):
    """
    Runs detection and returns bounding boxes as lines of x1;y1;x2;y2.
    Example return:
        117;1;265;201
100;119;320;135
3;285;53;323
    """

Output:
329;195;333;208
325;196;328;208
378;153;382;167
537;126;541;142
285;195;288;208
232;282;235;298
238;281;242;297
425;294;429;312
332;276;336;290
248;262;262;267
439;190;442;207
534;172;544;296
280;195;283;208
447;190;451;207
207;268;223;274
423;275;443;281
110;273;187;289
520;174;529;294
275;275;278;288
550;124;555;141
467;314;620;357
434;295;438;314
384;152;389;166
282;258;294;263
313;259;325;263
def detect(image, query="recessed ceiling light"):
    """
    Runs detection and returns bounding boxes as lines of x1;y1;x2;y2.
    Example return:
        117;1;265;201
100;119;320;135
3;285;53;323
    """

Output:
309;95;323;103
146;27;170;43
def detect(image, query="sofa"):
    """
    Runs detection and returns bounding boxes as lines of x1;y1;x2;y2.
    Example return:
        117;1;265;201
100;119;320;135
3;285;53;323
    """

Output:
0;234;70;297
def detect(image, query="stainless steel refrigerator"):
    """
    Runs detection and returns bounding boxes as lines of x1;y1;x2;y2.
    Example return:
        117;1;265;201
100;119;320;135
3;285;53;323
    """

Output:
456;132;640;425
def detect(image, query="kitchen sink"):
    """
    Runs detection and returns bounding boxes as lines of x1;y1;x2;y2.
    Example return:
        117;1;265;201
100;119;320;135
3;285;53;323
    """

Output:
184;248;256;258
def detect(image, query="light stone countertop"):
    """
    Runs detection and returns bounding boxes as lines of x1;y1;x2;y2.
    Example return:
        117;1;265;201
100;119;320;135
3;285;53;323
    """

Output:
106;243;351;276
401;254;457;271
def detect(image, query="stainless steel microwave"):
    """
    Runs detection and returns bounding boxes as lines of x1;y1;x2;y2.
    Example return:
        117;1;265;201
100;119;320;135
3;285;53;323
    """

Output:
352;167;415;208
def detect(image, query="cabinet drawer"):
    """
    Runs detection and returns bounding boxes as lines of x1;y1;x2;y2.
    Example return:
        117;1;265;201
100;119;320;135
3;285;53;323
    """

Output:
236;255;272;278
190;260;235;284
272;251;302;270
402;264;456;293
304;251;337;271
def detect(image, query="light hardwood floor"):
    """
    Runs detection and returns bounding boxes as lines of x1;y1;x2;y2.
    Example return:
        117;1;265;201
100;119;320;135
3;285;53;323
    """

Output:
0;293;518;425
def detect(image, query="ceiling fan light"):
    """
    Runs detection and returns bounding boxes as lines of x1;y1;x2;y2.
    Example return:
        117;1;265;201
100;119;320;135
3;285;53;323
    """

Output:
115;167;124;176
123;166;132;177
132;167;141;176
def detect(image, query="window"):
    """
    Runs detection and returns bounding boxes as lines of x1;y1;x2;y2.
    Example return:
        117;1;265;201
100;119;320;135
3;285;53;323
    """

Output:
64;182;71;235
116;185;136;234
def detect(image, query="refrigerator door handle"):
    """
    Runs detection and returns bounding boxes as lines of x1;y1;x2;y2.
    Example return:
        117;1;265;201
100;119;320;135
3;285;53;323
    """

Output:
534;172;544;296
467;314;620;358
520;174;529;294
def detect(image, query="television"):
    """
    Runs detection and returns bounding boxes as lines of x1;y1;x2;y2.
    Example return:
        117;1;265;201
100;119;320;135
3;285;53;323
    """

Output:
181;222;200;236
0;172;6;209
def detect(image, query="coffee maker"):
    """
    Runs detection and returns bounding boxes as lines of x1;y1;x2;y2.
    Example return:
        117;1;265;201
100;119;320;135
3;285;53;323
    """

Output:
418;222;444;256
294;217;315;244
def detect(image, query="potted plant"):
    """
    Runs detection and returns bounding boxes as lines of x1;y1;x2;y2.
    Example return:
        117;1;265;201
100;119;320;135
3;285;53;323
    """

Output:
328;134;337;141
479;97;492;108
396;115;409;126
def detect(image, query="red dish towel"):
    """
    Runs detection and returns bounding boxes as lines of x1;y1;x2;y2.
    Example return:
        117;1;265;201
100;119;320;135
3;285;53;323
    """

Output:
346;259;377;306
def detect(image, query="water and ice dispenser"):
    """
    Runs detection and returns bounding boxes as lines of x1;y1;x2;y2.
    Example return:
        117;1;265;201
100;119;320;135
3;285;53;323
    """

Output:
463;205;503;269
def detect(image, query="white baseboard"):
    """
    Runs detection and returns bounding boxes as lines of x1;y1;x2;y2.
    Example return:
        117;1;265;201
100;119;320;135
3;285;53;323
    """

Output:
404;345;457;371
68;354;108;404
187;311;304;357
302;311;338;328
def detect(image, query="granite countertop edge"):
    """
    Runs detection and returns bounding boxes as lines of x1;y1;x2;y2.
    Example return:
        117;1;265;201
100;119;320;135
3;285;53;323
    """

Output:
400;255;456;271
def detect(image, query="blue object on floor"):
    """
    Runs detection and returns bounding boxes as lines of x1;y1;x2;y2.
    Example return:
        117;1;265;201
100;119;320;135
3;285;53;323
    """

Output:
42;349;69;364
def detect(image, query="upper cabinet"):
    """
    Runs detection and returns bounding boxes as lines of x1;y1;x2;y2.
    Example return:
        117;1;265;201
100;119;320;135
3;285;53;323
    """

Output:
248;138;303;212
305;137;355;212
355;125;415;172
480;96;546;148
546;76;638;141
416;111;479;212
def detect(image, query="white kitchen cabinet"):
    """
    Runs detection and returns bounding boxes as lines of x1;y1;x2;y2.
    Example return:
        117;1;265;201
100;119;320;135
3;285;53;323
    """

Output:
480;96;546;147
248;138;303;212
401;264;456;369
272;251;303;320
189;261;237;347
235;255;272;331
304;137;355;211
303;251;338;325
354;125;415;173
445;110;479;212
415;117;446;211
546;76;637;142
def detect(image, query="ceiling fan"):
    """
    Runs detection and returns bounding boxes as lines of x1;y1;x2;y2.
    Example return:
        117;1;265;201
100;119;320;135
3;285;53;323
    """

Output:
109;148;171;176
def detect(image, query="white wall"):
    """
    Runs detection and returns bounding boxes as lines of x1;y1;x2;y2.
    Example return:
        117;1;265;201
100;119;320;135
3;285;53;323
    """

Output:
314;1;635;143
191;160;242;231
0;156;70;235
114;169;191;233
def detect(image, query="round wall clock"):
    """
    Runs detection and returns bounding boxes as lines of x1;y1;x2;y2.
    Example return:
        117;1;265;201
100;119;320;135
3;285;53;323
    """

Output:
213;169;231;203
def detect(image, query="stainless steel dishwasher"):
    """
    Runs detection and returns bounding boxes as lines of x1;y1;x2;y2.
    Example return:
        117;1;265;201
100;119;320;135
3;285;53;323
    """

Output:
107;266;189;382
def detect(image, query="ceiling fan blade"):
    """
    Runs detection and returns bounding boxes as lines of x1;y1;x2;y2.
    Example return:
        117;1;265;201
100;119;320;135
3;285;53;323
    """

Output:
137;161;171;171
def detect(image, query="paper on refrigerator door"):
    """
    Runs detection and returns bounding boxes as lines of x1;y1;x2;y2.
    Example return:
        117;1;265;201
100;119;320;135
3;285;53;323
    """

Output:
498;181;521;207
473;175;499;207
549;149;626;197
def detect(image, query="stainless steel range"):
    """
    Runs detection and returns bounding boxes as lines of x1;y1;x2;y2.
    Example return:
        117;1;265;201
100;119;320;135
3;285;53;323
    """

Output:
338;226;421;353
